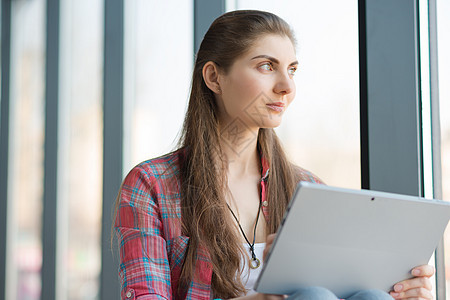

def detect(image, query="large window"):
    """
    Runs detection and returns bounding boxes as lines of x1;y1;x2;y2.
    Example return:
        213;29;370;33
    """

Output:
229;0;361;189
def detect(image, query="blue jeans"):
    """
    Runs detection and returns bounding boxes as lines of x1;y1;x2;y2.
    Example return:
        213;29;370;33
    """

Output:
286;287;394;300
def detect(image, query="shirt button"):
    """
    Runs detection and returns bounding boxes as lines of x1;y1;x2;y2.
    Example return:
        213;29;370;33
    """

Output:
262;201;268;207
126;290;133;298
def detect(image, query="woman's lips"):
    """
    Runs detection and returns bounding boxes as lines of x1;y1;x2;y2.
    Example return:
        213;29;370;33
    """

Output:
266;102;285;112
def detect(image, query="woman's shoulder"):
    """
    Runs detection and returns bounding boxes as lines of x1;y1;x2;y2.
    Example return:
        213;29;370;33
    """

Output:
139;149;184;175
122;148;185;190
292;165;325;185
128;149;184;178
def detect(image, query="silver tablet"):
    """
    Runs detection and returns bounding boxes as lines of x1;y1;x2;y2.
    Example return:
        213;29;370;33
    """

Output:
254;182;450;298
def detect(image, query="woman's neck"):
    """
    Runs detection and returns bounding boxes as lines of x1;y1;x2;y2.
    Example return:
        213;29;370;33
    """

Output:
220;122;261;177
219;128;261;178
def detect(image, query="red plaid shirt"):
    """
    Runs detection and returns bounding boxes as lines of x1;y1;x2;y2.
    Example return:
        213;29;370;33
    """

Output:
115;148;323;300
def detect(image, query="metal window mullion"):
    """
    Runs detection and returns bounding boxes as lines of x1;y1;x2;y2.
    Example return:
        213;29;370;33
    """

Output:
100;0;123;299
0;0;12;299
193;0;225;54
428;0;446;298
358;0;370;190
360;0;423;197
41;0;61;299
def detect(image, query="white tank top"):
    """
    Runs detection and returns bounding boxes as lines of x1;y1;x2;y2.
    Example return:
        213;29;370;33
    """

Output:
241;243;266;295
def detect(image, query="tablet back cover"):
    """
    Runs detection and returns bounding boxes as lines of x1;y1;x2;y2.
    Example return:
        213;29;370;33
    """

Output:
254;182;450;298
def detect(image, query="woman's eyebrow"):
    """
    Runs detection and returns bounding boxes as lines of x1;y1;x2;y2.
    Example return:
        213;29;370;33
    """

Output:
251;55;298;66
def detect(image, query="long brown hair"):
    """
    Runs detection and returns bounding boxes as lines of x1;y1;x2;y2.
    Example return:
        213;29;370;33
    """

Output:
177;10;301;298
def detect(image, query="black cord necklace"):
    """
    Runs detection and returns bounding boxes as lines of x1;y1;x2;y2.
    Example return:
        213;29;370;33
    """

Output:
226;200;263;269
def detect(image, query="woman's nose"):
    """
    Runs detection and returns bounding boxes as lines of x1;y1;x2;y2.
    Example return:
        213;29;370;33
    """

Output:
273;72;295;95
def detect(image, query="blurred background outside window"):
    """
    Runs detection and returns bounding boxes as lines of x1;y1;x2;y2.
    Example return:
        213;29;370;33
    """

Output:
123;0;193;173
7;0;45;299
58;0;103;299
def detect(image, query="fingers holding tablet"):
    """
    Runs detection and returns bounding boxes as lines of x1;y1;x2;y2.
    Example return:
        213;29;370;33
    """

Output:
390;264;434;299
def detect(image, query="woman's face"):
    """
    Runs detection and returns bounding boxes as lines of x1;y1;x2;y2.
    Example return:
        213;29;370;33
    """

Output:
216;34;297;130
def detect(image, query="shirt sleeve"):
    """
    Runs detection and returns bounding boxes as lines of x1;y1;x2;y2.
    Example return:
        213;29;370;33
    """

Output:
115;165;172;300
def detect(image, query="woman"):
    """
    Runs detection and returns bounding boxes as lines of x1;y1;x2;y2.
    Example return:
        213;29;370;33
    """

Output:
114;10;434;300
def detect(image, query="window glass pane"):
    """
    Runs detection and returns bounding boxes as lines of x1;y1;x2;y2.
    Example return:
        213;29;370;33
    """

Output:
8;0;46;299
123;0;193;171
437;0;450;297
438;2;450;198
59;0;103;299
231;0;360;188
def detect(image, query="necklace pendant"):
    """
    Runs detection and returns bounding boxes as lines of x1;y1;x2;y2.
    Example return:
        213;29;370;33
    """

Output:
249;257;261;269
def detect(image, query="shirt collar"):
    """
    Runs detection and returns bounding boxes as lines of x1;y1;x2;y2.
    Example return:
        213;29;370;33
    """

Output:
260;153;270;181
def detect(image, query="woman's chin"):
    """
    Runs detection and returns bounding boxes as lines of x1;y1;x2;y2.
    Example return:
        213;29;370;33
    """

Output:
259;120;283;129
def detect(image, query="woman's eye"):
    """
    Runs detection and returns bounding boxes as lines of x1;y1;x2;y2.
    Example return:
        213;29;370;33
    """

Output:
288;67;297;76
259;63;273;71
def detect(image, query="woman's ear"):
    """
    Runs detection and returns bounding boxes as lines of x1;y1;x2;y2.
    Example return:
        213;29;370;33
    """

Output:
202;61;222;94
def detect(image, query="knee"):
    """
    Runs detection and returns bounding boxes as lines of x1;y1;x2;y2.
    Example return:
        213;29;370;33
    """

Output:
350;289;393;300
288;286;338;300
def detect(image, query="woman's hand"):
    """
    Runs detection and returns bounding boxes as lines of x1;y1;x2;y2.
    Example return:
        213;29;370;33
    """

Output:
389;265;434;299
